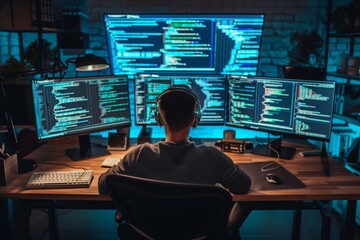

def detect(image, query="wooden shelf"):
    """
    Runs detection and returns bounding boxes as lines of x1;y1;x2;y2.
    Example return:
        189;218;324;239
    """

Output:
329;32;360;38
333;114;360;126
327;72;360;81
0;27;62;33
0;0;61;33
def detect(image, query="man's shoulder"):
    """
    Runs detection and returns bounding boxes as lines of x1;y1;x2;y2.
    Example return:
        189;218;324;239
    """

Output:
195;144;219;151
195;144;226;155
132;142;159;152
123;142;160;164
123;142;158;156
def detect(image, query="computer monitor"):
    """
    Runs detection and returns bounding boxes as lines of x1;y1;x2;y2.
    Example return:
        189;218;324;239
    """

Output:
135;74;226;126
227;75;336;159
104;13;264;77
31;75;131;160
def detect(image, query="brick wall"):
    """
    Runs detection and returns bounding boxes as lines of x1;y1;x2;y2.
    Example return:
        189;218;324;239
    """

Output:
86;0;328;77
2;1;358;77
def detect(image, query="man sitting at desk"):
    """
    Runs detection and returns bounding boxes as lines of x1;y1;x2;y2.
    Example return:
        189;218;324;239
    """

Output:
98;85;251;240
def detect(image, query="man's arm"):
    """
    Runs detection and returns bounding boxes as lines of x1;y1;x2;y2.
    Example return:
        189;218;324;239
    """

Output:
98;164;123;195
98;146;140;195
221;164;251;194
209;146;251;194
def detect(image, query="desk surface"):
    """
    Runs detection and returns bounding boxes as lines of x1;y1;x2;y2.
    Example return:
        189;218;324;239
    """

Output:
1;139;360;202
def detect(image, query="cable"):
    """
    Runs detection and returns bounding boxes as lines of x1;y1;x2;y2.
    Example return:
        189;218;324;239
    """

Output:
260;143;286;172
269;143;280;160
260;160;285;172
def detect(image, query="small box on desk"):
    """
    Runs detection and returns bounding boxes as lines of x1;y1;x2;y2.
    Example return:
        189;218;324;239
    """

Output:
218;139;246;154
0;154;19;186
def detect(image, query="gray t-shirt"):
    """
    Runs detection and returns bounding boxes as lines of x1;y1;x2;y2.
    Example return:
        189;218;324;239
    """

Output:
98;141;251;195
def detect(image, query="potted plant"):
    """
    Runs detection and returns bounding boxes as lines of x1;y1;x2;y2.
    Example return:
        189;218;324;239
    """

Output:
288;30;324;68
0;56;31;84
281;30;325;80
22;39;56;70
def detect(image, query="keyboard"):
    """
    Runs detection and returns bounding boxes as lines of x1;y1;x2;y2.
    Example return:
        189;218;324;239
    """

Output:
25;170;93;189
101;157;121;168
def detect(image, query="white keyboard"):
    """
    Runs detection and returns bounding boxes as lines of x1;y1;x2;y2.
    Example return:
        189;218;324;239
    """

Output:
101;157;121;168
25;170;93;189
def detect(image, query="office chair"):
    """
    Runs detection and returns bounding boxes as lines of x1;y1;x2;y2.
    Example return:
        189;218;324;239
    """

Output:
106;174;235;240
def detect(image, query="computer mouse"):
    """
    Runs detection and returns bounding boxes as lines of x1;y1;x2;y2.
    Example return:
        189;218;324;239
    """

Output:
265;173;281;184
214;140;222;147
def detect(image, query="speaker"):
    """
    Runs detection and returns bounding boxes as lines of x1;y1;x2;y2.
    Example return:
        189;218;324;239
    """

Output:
107;133;128;151
154;85;201;128
58;32;89;49
223;130;236;139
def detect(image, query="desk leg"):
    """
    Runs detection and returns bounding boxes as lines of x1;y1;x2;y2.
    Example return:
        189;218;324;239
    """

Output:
340;200;357;240
12;199;31;240
0;198;14;240
49;208;59;240
319;200;332;240
291;201;302;240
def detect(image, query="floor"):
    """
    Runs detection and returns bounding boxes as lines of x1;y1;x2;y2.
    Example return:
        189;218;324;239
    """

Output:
28;208;360;240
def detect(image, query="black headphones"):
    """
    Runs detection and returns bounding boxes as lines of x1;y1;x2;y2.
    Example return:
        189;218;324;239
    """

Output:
154;85;202;128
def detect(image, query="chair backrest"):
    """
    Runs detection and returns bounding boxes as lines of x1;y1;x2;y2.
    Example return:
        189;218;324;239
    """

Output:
106;174;234;240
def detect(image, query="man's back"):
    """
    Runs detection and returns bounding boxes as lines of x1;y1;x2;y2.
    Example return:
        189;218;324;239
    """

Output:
98;85;251;239
98;141;251;195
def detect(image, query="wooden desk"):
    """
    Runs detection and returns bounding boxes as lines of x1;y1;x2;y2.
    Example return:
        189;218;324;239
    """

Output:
1;140;360;240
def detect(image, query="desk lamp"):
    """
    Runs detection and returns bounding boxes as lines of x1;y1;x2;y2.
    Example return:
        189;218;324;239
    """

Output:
67;54;109;71
0;54;109;173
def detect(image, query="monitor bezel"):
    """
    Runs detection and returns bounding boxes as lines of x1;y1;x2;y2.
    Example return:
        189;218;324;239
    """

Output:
103;13;265;77
133;73;227;126
31;75;131;142
225;75;336;142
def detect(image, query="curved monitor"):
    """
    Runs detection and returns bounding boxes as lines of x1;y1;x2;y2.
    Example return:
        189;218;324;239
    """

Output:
31;75;131;160
104;13;264;77
227;75;336;159
135;74;226;126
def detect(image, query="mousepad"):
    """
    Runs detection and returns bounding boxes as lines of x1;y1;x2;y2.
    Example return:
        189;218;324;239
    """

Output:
237;161;306;191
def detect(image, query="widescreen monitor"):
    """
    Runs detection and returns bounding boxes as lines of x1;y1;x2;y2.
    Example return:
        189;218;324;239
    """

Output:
104;14;264;77
135;74;226;126
227;75;336;159
31;75;131;160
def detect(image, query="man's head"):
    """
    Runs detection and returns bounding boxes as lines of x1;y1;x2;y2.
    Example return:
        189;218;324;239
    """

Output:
155;85;201;132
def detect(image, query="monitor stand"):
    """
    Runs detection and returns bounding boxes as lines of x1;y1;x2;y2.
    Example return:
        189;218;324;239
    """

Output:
66;134;110;161
251;136;296;160
137;125;152;144
321;142;330;176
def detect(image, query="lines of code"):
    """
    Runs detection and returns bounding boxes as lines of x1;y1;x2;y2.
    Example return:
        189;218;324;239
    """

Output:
135;74;226;125
104;14;264;76
32;77;131;140
294;83;335;139
228;78;256;122
227;76;335;140
216;17;264;76
255;81;293;128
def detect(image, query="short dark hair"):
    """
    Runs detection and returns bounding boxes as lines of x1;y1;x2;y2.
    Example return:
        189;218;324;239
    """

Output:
158;90;196;132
